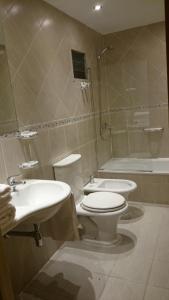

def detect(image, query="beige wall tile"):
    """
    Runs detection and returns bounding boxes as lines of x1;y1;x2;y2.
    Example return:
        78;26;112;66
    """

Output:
3;0;100;126
100;22;168;160
0;0;101;295
48;126;67;164
65;123;79;152
1;135;25;177
1;0;168;296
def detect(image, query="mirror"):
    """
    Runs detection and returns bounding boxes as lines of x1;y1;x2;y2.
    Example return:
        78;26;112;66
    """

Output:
0;17;18;135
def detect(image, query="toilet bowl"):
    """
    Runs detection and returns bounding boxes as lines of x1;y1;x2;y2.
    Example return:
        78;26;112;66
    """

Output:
53;154;128;245
77;192;128;245
84;178;137;199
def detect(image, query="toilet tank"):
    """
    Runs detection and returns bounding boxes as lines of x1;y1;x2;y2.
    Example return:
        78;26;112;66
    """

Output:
53;154;83;203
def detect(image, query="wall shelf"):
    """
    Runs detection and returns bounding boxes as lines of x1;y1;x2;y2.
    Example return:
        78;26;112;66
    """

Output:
19;160;39;170
16;130;38;140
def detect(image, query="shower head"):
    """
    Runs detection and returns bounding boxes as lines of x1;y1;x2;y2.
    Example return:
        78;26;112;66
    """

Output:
97;45;113;60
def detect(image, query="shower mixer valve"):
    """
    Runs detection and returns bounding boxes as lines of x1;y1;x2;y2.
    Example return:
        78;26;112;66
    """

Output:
80;81;90;90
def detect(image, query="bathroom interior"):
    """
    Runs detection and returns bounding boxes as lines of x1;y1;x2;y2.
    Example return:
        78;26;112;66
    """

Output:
0;0;169;299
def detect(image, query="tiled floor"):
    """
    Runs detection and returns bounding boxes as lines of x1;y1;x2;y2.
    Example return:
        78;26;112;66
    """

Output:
20;202;169;300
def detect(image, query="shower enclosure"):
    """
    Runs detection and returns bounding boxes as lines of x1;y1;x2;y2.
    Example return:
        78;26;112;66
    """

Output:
95;21;168;174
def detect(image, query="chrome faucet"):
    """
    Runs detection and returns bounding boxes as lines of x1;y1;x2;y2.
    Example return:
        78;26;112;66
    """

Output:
7;175;26;191
90;175;95;184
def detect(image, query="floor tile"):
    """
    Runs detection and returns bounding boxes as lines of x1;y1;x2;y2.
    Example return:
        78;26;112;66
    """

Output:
51;244;118;276
154;208;169;262
133;228;158;259
111;253;153;284
19;203;169;300
155;231;169;261
144;286;169;300
100;277;145;300
148;260;169;288
21;260;107;300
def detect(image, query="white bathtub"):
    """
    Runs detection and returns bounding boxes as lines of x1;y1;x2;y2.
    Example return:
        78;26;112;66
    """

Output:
99;158;169;174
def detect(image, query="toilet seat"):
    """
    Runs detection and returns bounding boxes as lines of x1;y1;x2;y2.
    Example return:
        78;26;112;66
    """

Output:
81;192;126;213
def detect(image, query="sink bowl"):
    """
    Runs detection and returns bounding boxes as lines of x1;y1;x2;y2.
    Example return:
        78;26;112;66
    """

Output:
10;179;71;227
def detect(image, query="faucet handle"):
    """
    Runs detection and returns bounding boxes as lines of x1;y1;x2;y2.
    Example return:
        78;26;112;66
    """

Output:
7;174;21;186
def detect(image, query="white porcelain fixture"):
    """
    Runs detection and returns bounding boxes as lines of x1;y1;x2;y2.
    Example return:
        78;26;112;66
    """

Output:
77;192;127;244
84;178;137;199
53;154;128;246
53;154;81;167
6;180;71;234
99;157;169;174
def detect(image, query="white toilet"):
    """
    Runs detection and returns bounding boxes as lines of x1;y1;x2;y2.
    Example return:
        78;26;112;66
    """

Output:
76;192;128;245
53;154;128;245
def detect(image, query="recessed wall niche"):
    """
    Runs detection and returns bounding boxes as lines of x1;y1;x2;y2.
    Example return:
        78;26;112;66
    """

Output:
71;50;87;79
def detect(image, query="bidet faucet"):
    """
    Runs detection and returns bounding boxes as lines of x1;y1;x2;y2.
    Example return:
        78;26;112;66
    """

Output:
90;175;95;184
7;175;26;191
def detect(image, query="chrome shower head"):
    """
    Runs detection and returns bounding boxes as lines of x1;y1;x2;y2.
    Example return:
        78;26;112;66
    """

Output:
97;45;113;60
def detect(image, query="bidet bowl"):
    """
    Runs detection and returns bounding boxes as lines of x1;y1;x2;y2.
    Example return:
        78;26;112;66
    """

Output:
84;178;137;198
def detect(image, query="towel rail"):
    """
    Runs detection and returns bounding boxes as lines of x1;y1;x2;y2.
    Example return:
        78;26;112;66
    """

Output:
143;127;164;133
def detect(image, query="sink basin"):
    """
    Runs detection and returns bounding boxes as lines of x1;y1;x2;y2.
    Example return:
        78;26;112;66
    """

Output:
9;179;71;229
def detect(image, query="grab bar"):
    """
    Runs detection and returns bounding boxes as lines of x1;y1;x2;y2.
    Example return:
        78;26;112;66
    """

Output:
143;127;164;133
100;169;153;173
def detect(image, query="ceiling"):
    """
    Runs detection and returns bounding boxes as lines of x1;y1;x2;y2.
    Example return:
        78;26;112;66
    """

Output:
44;0;165;34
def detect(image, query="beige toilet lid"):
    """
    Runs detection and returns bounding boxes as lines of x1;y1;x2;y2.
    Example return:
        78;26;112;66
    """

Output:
82;192;126;212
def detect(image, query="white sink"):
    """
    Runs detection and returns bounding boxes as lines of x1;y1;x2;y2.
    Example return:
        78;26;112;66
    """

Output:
10;179;71;228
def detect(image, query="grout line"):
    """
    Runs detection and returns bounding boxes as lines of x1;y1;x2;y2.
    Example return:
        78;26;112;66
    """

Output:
0;102;166;138
11;16;46;81
35;36;66;101
2;101;165;136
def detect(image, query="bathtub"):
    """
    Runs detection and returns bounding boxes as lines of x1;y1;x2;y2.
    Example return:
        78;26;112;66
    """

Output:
99;158;169;174
98;158;169;205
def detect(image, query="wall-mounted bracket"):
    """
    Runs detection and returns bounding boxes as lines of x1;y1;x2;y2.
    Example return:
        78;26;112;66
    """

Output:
5;224;43;247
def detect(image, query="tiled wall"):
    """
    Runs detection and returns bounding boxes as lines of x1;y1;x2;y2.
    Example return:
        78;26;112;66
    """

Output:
0;0;168;295
0;0;100;294
98;22;168;164
2;0;99;127
0;0;100;182
0;0;100;183
0;21;18;134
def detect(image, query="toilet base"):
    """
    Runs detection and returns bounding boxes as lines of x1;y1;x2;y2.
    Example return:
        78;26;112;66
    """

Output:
89;215;121;245
76;199;128;246
83;233;122;247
